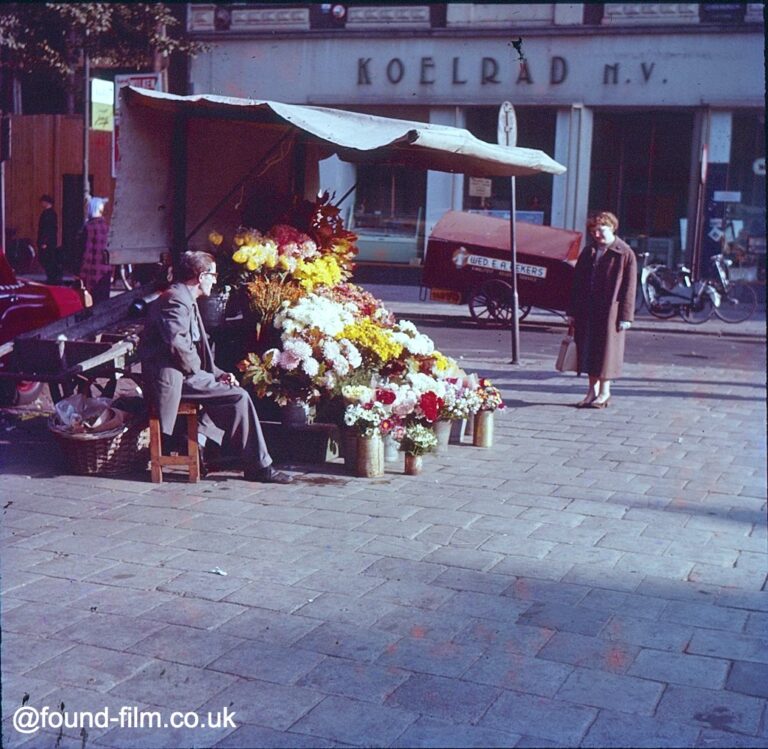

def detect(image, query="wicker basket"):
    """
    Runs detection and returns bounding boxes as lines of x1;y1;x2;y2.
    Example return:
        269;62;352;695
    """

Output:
49;417;150;476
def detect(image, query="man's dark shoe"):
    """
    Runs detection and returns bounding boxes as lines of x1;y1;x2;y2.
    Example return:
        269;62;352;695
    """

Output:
245;466;293;484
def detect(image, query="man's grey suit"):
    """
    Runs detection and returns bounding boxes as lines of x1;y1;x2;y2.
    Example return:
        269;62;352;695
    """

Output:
138;282;272;470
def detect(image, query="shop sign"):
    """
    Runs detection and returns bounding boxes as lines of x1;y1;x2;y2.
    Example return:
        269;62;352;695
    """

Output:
91;79;114;131
455;252;547;278
468;177;492;198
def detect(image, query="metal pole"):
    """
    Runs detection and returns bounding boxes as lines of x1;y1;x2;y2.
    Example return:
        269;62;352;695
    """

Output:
498;101;520;365
83;49;90;203
509;178;519;364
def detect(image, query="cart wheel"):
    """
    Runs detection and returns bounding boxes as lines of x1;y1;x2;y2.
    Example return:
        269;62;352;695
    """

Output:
469;281;531;323
469;279;524;325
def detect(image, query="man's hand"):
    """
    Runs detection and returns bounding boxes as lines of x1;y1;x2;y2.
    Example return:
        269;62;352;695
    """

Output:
217;372;237;387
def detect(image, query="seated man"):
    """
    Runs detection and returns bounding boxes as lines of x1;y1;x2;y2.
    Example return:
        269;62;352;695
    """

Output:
138;250;291;484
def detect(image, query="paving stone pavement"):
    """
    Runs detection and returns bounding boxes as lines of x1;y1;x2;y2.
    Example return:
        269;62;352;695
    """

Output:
0;327;765;748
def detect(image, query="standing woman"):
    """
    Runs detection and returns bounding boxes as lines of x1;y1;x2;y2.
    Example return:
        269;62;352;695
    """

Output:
566;211;637;408
79;196;112;304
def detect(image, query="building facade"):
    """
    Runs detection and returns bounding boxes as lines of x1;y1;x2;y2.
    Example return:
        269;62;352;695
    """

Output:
186;3;765;280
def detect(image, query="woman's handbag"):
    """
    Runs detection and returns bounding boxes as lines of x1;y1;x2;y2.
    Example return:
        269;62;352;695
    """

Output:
555;328;578;372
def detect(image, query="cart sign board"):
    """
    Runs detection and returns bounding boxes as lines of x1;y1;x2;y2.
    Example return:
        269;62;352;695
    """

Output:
468;177;492;198
713;191;742;203
112;73;164;178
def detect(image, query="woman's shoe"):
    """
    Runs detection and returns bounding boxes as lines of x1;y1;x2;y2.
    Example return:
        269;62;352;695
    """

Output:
589;397;611;409
575;397;596;408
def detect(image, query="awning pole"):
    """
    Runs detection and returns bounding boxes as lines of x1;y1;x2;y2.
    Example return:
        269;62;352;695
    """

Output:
498;101;520;365
509;180;520;365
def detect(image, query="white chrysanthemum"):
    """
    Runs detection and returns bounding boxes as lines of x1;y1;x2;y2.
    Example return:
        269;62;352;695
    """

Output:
339;339;362;369
302;357;320;377
407;372;446;398
283;337;313;361
322;339;341;361
276;294;355;337
331;356;350;376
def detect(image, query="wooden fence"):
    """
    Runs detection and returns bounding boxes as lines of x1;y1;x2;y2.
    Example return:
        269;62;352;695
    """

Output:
4;115;115;251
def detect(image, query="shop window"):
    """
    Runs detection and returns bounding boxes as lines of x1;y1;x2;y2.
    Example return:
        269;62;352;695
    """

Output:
463;107;557;225
722;112;766;281
589;111;693;263
353;164;426;237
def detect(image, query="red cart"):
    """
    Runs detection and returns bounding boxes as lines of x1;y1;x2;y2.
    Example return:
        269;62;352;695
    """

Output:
423;211;582;323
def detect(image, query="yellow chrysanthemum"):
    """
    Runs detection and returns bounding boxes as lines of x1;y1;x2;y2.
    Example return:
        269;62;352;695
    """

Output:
208;230;224;246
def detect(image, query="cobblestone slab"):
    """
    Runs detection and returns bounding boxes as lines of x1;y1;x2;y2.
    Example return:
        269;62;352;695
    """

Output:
555;667;664;715
391;716;522;748
375;634;485;678
480;690;597;744
386;673;500;724
687;629;768;664
655;683;766;735
290;694;417;746
581;711;701;748
24;643;152;692
538;631;640;674
197;678;323;731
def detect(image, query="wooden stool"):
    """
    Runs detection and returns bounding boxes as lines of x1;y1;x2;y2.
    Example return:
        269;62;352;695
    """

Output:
148;401;201;483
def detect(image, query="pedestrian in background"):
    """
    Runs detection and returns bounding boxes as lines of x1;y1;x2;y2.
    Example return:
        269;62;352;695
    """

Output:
78;196;112;304
566;211;636;409
37;194;61;283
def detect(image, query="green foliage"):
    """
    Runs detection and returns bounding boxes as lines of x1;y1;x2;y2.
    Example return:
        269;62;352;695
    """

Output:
0;3;205;81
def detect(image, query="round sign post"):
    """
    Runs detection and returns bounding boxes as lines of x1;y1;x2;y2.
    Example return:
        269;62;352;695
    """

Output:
498;102;520;365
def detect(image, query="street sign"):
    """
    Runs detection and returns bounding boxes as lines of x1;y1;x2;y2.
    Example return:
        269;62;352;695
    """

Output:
497;101;517;148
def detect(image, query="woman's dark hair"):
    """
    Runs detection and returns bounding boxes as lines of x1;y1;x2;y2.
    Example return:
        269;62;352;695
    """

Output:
177;251;215;282
40;194;54;204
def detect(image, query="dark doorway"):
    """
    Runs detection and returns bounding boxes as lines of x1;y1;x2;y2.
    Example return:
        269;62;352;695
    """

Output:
589;111;693;262
61;174;93;272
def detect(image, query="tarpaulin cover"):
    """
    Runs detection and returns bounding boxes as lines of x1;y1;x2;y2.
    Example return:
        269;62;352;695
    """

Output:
122;88;566;178
430;211;582;262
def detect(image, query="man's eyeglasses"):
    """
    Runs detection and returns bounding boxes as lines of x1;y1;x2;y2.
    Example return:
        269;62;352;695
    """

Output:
201;271;218;279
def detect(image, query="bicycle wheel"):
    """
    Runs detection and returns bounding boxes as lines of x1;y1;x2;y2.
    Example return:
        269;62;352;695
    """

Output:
679;293;713;325
714;281;757;323
642;270;676;319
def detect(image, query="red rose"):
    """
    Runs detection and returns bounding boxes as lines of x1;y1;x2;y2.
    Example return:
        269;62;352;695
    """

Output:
419;392;444;423
376;388;396;405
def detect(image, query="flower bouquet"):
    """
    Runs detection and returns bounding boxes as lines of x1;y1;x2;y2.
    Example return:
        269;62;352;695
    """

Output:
475;378;505;412
473;378;504;448
399;422;437;456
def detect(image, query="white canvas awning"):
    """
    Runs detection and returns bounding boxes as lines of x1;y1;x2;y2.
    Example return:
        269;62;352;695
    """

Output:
123;87;566;178
109;87;565;264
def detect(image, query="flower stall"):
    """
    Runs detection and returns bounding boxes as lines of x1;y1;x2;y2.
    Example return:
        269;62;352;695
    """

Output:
200;192;509;475
107;88;565;474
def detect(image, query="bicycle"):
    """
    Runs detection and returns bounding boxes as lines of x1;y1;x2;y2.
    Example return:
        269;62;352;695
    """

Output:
709;253;757;323
640;259;718;325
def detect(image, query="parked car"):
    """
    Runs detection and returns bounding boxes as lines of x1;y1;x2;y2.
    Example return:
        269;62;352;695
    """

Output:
0;252;86;405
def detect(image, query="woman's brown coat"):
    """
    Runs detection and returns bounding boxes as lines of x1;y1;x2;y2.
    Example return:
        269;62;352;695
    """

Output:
567;237;637;379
